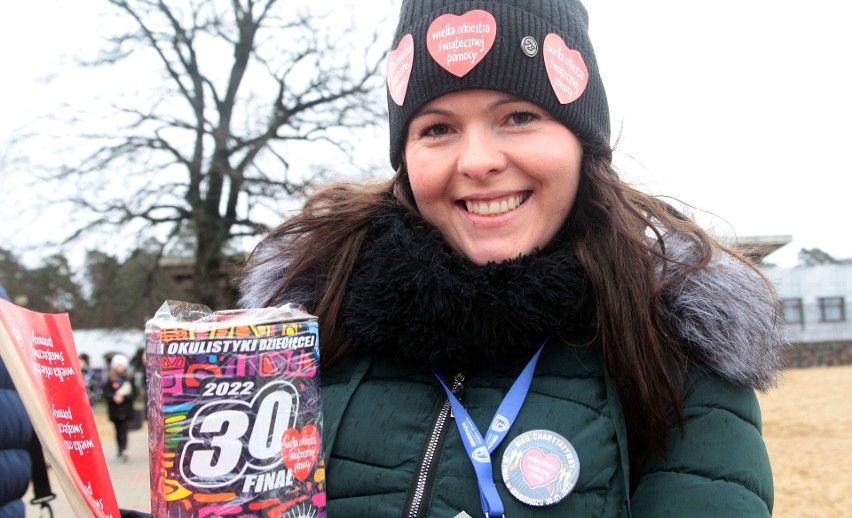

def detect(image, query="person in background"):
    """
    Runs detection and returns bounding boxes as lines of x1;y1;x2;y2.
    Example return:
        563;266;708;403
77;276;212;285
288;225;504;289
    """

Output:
0;284;34;517
0;284;53;518
78;353;90;378
239;0;784;515
0;360;33;518
102;353;136;462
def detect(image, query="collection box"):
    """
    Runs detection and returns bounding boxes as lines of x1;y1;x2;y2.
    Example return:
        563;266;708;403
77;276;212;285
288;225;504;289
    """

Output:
145;301;325;517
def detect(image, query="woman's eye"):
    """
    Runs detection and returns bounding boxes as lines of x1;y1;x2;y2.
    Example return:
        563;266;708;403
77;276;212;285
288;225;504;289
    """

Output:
508;111;539;125
422;123;451;137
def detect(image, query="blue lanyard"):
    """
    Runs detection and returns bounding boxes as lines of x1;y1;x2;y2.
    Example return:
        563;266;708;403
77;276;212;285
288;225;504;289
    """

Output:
434;342;546;518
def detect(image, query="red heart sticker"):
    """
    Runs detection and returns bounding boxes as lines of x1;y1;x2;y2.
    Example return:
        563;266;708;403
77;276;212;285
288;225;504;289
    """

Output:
426;10;496;78
281;424;320;482
520;447;563;489
387;34;414;106
543;33;589;104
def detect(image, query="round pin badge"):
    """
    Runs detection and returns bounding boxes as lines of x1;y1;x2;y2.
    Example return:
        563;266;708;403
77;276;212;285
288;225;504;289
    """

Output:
520;36;538;57
501;429;579;507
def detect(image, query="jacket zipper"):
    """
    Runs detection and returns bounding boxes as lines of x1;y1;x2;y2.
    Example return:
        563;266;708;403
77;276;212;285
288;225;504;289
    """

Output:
403;373;465;518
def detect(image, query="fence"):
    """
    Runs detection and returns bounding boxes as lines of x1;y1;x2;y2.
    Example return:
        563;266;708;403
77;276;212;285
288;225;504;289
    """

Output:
784;340;852;368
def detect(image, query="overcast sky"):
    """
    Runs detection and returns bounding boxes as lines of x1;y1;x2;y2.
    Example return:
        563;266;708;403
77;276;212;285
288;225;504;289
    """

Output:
1;0;850;268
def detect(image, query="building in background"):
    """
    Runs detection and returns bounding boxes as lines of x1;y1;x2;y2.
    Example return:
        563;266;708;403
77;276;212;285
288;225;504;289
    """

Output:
737;235;793;266
756;239;852;367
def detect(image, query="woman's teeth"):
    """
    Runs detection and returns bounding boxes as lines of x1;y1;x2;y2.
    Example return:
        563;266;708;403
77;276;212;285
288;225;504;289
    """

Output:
464;193;527;216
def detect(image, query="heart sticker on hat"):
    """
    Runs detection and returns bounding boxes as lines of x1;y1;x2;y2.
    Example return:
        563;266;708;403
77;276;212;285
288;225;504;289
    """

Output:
543;33;589;104
427;10;496;78
387;34;414;106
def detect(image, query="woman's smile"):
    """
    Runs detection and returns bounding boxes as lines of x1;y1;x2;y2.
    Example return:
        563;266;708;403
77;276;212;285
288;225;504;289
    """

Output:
462;192;529;217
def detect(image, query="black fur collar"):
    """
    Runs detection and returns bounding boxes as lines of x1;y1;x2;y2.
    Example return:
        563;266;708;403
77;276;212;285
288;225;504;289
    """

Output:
240;204;786;390
341;204;594;372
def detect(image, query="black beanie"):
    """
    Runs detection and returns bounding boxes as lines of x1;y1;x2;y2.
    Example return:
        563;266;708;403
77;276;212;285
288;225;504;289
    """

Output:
386;0;610;169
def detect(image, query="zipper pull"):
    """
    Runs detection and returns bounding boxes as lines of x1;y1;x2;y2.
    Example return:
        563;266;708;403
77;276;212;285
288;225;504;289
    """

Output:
449;372;465;419
451;372;465;394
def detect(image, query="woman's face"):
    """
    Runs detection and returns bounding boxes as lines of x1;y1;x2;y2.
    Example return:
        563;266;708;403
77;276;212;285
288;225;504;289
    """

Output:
404;89;583;265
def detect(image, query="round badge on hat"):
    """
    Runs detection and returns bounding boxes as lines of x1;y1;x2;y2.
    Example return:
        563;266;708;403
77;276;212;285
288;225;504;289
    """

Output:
501;429;579;507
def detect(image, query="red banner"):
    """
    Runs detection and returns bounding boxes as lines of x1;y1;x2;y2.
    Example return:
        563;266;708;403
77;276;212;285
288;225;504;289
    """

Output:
0;298;121;517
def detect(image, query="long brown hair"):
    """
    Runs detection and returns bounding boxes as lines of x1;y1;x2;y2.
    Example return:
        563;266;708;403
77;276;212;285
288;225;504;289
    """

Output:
572;144;703;460
251;181;397;366
242;143;759;458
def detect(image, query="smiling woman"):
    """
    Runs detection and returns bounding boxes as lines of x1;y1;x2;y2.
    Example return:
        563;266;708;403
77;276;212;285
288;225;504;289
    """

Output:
237;0;785;516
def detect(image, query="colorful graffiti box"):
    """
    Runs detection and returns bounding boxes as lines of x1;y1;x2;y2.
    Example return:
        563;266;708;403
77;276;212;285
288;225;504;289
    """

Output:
145;301;325;517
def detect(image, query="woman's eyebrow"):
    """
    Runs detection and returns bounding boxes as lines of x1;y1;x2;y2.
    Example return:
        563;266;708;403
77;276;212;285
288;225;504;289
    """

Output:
412;95;527;120
487;96;526;111
411;106;453;120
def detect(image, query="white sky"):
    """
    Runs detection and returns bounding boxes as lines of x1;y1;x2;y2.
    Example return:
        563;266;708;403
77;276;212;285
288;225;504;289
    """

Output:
1;0;851;268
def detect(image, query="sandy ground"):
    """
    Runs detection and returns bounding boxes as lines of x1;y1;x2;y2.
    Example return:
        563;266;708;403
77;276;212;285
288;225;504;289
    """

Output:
757;365;852;517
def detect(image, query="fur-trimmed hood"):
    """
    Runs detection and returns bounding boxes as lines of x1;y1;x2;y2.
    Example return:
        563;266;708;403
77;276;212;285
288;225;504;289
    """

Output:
240;209;786;391
656;233;787;390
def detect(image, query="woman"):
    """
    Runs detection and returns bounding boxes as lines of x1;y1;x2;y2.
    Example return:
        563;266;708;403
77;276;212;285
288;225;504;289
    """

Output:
103;354;137;462
241;0;784;515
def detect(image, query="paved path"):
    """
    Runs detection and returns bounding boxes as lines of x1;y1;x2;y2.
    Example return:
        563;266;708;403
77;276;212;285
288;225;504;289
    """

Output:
24;405;152;517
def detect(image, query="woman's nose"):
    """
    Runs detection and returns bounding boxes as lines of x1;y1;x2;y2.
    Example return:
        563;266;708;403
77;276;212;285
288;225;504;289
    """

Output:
456;127;507;180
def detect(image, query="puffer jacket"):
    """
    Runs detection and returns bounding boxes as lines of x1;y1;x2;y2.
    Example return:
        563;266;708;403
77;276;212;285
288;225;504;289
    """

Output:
320;339;772;516
103;373;137;422
0;359;33;518
240;208;784;517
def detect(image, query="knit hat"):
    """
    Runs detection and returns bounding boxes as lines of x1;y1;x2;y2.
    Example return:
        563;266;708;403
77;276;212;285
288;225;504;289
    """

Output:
110;353;129;370
386;0;610;169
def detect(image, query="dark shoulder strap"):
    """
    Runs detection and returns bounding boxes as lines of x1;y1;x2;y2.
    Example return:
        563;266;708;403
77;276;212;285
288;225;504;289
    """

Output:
28;433;56;515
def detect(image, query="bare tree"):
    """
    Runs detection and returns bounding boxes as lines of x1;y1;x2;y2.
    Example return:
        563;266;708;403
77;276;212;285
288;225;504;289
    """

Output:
41;0;391;309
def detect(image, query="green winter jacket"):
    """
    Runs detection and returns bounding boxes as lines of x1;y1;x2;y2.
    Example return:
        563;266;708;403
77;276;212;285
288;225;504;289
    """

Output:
320;338;773;517
239;206;783;517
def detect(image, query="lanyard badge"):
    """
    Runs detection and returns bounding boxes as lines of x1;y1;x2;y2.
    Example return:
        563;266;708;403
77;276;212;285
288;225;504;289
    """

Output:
435;341;581;517
501;429;580;507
